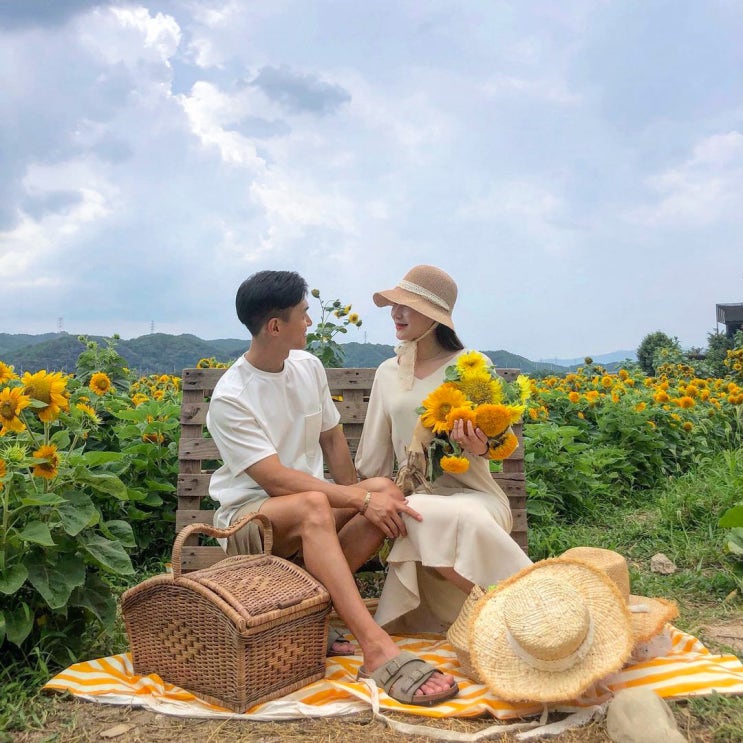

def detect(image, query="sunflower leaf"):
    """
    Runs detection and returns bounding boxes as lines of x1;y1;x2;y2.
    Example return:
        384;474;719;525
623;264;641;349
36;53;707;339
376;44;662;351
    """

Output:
77;533;135;575
0;563;28;594
18;521;56;546
4;602;34;646
26;554;85;610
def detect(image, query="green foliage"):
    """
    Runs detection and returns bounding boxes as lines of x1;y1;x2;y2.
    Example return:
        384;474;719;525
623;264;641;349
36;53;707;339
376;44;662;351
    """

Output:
305;289;362;368
524;423;624;518
0;377;135;658
706;331;734;378
636;330;678;375
525;362;743;523
110;382;181;559
74;335;132;390
0;342;183;658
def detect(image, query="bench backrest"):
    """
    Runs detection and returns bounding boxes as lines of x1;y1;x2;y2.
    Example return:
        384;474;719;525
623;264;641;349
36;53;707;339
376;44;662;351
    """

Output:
177;367;527;572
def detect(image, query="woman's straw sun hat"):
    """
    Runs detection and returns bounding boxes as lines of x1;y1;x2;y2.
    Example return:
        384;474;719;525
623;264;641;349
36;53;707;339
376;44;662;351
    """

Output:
469;558;634;703
373;265;457;330
559;546;678;643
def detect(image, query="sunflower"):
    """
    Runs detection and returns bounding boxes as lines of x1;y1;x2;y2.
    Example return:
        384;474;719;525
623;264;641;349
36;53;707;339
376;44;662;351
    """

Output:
131;393;149;407
457;372;502;406
475;404;522;437
0;362;18;385
22;370;70;423
677;396;695;409
440;455;470;474
347;312;360;325
487;431;519;460
568;392;580;404
32;443;60;480
0;387;31;434
75;403;100;425
516;374;532;402
89;372;112;396
421;384;470;434
445;405;477;432
456;351;488;377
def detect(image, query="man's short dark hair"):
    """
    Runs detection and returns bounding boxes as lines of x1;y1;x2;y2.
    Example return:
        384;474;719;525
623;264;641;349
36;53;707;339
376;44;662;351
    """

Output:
235;270;308;335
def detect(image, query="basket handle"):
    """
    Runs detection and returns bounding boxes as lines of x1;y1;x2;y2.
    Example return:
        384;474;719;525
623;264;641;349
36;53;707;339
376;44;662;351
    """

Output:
171;512;273;580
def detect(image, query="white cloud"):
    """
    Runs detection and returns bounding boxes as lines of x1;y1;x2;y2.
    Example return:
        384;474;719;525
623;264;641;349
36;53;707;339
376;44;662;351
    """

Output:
633;131;743;226
2;1;743;358
177;81;267;168
79;5;181;67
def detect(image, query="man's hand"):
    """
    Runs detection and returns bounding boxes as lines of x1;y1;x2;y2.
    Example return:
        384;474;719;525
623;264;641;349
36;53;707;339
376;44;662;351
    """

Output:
357;477;422;539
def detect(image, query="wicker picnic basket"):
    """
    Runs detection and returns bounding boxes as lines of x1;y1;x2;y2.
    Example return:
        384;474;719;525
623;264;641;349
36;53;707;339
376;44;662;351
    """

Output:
120;513;331;713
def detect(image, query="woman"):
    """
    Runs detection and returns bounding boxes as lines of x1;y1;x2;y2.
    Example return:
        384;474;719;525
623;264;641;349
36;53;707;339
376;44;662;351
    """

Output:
355;265;532;633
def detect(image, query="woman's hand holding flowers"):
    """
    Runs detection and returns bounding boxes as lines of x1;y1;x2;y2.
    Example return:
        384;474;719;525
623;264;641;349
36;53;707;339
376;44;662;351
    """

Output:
450;418;489;456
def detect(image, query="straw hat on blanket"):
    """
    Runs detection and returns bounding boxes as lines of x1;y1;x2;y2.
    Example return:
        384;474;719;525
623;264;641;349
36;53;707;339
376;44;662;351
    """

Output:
468;558;634;703
560;546;679;643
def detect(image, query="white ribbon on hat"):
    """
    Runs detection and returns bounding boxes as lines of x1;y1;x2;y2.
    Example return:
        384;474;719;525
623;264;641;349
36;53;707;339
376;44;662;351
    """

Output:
397;279;451;311
504;620;596;673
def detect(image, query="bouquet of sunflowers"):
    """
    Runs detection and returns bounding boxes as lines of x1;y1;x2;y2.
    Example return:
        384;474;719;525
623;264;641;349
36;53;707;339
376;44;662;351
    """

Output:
415;351;531;482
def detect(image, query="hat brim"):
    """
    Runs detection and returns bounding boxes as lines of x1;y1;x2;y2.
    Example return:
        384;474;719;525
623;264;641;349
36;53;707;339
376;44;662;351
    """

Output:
629;595;679;643
469;559;634;703
373;287;455;330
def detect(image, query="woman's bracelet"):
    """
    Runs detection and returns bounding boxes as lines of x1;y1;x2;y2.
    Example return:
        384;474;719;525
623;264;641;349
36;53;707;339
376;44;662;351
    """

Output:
359;491;372;515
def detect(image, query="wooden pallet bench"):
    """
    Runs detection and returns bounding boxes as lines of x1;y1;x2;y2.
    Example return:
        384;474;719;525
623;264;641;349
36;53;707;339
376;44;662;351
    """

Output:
176;366;528;572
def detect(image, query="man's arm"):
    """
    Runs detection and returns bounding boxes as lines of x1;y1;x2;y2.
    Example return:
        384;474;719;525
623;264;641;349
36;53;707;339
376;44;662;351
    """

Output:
319;424;357;486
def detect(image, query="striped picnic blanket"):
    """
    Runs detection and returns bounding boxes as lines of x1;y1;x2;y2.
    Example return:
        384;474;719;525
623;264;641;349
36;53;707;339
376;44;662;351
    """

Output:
44;627;743;721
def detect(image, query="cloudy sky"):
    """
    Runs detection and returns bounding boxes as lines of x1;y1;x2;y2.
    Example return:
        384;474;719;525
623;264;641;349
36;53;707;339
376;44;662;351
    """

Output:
2;0;742;361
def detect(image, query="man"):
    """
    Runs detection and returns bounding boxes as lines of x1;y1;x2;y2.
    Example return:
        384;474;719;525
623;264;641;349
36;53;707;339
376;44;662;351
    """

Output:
206;270;458;706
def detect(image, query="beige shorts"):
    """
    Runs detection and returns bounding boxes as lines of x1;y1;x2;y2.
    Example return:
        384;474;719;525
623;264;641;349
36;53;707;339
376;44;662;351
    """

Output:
225;497;272;556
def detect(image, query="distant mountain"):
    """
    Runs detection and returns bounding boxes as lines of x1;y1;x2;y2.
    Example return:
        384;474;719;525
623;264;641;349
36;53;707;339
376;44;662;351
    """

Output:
0;332;60;356
1;332;580;376
538;350;636;367
342;343;567;374
0;332;243;376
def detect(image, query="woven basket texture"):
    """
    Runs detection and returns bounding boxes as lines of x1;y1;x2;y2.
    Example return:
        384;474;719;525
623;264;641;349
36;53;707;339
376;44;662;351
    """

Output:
446;583;485;682
121;514;331;712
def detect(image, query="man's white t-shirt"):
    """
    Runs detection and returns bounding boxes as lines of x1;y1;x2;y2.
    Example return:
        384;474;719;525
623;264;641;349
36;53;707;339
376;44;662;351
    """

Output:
206;350;341;530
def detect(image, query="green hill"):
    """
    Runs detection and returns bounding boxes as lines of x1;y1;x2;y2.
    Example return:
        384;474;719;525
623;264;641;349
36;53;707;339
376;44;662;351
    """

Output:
1;333;572;376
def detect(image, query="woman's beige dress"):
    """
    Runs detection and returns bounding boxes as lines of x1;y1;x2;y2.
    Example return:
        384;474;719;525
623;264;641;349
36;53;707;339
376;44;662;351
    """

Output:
355;351;532;633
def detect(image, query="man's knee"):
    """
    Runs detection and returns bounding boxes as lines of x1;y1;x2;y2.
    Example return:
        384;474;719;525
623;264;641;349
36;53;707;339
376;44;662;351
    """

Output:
298;490;336;531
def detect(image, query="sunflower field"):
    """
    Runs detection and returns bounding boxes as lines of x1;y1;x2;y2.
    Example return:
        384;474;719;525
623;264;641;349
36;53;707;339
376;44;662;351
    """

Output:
523;359;743;520
1;338;742;660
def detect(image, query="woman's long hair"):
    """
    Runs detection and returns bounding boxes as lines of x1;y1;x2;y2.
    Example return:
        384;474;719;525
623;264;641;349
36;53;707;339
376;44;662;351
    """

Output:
436;324;464;351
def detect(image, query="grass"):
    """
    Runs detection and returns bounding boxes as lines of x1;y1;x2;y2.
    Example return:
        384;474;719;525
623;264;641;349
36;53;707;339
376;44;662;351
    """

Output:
2;449;742;741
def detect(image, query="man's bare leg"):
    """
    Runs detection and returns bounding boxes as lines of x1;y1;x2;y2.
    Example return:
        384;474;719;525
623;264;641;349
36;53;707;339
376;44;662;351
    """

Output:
259;491;455;698
337;513;386;573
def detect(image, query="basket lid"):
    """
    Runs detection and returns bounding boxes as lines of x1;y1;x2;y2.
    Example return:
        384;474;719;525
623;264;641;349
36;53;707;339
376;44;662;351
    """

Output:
184;553;330;622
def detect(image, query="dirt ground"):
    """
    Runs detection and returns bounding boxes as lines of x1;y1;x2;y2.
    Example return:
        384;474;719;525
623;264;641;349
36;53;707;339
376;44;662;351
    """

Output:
8;619;743;743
